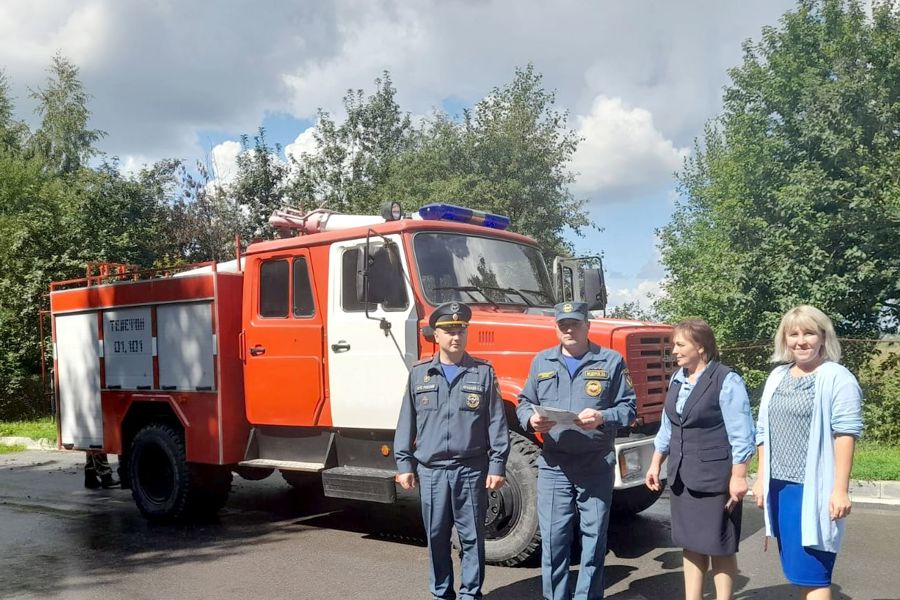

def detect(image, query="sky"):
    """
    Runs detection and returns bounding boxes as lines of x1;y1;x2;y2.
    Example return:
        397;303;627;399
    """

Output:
0;0;802;311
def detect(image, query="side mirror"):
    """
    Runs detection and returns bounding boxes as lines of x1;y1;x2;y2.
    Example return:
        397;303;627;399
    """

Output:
583;267;607;312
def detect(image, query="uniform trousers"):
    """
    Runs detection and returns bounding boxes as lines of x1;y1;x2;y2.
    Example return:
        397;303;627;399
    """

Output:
85;452;113;477
538;459;614;600
417;460;488;600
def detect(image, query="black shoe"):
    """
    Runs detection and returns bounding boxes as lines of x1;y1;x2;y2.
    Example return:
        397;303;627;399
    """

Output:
84;474;101;489
99;474;120;489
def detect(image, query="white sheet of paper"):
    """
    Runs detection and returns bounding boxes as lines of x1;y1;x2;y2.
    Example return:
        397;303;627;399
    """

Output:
532;405;582;432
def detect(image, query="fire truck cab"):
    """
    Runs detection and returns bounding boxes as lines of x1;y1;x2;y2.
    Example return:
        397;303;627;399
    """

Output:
49;203;673;566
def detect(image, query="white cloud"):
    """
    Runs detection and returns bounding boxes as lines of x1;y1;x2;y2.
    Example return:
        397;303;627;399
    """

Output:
571;96;689;200
284;126;318;164
608;279;663;310
0;0;797;167
210;140;241;185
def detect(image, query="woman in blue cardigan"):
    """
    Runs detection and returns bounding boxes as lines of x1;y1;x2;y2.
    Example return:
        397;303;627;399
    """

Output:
752;305;863;600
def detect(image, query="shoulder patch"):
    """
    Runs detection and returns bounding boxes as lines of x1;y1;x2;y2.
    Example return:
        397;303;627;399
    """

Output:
468;355;490;365
413;357;432;366
537;370;557;381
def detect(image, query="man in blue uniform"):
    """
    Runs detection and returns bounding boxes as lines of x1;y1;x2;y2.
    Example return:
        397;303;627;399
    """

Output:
395;301;510;600
516;302;636;600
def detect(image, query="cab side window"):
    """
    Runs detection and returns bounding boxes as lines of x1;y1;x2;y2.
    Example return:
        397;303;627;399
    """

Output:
259;259;289;318
292;257;316;317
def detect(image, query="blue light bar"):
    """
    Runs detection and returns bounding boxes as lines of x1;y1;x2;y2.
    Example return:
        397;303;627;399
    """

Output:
418;203;510;230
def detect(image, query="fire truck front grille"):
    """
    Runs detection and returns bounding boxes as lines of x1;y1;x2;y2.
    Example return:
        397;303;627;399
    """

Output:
625;332;676;423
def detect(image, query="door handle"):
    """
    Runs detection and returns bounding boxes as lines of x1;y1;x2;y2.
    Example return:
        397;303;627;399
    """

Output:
249;345;266;356
331;340;351;353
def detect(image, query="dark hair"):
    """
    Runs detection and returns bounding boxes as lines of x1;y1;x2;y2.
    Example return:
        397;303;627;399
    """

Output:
673;318;720;362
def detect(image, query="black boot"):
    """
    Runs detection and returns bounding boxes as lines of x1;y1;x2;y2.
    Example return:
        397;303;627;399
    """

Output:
99;473;120;489
84;472;101;489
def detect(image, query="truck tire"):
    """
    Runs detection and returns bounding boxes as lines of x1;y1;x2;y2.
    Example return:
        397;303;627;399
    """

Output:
484;432;541;566
611;480;666;516
129;423;232;520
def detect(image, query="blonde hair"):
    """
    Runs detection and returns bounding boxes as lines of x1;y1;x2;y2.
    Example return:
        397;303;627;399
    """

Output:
771;305;841;363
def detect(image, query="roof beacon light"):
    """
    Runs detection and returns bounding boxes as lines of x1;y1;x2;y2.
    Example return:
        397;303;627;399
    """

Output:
418;203;510;230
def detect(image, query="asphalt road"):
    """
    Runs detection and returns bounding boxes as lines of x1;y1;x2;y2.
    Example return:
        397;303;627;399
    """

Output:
1;450;898;600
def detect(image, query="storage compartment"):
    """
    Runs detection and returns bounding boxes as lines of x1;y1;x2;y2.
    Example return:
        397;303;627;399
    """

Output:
56;312;102;448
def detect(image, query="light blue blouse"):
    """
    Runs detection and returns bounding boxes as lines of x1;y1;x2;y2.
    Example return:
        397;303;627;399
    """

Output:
654;366;755;464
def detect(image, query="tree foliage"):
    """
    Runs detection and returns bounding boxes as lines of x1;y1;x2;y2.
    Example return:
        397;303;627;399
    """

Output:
378;65;590;256
290;72;413;214
658;0;900;348
291;65;591;256
28;53;106;175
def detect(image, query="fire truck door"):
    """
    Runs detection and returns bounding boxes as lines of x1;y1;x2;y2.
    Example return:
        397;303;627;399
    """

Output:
244;251;324;426
327;236;417;429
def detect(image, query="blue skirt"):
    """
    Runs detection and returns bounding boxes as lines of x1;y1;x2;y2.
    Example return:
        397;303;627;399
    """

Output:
770;478;837;587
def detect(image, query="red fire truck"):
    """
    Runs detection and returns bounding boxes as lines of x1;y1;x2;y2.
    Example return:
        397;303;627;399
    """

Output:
49;202;673;566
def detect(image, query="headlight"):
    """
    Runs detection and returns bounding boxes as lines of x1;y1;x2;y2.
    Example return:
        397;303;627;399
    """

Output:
619;447;644;483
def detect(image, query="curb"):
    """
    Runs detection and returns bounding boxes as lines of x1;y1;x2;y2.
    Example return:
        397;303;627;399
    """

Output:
747;475;900;507
0;436;58;451
2;442;898;506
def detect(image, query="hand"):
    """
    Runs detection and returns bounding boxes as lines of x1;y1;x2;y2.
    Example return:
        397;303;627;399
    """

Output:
729;474;749;504
486;475;506;490
529;412;557;433
396;472;416;490
575;408;604;429
645;465;662;492
752;478;764;509
830;490;852;520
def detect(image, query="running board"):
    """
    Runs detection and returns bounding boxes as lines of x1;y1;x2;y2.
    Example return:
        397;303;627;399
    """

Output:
238;459;325;472
321;466;397;504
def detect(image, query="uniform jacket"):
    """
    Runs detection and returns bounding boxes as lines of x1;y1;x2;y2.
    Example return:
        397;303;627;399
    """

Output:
515;343;636;467
664;361;734;493
394;353;510;476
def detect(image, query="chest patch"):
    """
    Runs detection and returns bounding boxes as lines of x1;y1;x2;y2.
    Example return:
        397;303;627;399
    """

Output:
415;383;437;393
537;370;557;381
585;380;603;397
584;369;609;379
465;393;481;409
461;382;484;393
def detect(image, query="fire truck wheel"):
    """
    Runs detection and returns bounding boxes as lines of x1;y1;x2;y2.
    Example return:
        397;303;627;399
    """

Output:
611;480;666;516
483;432;541;567
234;466;275;481
129;423;232;520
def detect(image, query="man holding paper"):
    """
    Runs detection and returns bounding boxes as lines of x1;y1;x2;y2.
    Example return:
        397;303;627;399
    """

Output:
516;302;636;600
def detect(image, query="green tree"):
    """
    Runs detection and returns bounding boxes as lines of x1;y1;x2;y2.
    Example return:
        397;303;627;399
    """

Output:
290;72;413;214
658;0;900;347
168;159;246;262
231;127;290;237
379;65;591;257
0;70;27;152
29;53;105;175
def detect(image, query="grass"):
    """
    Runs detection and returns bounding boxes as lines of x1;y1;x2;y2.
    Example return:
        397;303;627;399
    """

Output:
0;417;57;441
746;441;900;481
0;443;27;455
852;442;900;481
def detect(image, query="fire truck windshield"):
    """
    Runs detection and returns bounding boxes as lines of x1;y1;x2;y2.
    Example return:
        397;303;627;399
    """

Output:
413;232;555;307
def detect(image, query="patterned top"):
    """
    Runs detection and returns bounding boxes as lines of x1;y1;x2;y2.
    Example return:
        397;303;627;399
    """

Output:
769;372;817;483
